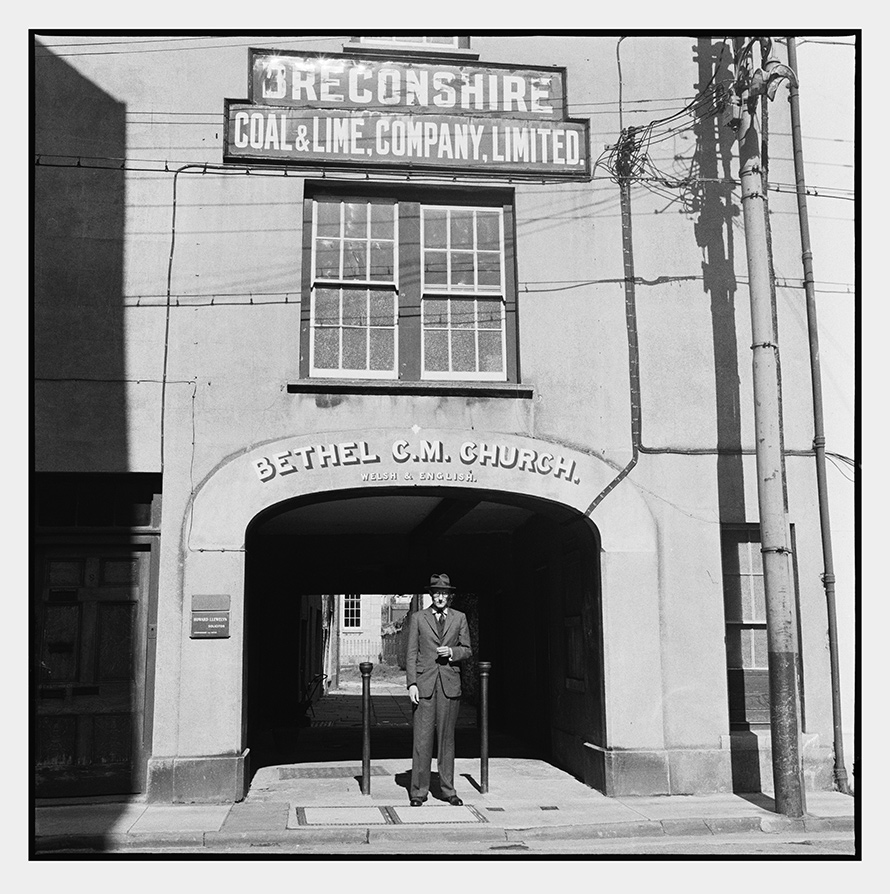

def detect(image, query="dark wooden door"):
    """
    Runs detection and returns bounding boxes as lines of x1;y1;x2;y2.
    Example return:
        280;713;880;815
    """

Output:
547;518;605;788
35;547;149;797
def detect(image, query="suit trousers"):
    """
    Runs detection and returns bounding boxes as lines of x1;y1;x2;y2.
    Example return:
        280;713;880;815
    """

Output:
410;675;461;799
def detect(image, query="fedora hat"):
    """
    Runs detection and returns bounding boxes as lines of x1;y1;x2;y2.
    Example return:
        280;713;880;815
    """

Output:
428;573;455;591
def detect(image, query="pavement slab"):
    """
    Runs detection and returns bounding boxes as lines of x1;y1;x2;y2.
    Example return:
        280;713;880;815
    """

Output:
221;802;290;832
615;795;775;820
128;804;231;833
35;803;148;836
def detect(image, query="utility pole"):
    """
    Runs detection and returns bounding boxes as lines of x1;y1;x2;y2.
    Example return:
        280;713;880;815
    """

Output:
730;37;805;817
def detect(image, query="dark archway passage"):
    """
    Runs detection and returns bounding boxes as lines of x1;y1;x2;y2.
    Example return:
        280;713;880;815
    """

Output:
243;487;605;791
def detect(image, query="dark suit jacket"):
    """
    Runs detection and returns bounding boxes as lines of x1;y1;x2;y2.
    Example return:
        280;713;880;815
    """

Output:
406;606;472;698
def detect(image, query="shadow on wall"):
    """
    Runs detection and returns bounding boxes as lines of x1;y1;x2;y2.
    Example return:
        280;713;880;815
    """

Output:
693;37;743;517
33;38;135;853
694;38;770;795
34;38;129;471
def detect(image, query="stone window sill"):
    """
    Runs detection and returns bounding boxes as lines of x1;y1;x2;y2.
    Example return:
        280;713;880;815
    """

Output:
286;379;533;399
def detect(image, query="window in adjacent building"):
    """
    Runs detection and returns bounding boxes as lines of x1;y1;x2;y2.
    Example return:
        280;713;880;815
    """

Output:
343;594;361;628
722;526;770;727
302;187;517;383
721;525;804;729
35;474;161;529
723;529;768;671
353;36;467;50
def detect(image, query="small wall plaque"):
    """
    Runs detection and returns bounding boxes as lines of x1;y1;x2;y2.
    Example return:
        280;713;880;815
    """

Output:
191;611;230;638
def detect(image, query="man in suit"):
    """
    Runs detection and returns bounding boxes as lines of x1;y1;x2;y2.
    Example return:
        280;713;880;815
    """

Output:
406;573;473;806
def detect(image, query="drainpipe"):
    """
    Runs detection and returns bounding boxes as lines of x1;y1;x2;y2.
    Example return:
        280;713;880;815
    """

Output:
785;37;851;795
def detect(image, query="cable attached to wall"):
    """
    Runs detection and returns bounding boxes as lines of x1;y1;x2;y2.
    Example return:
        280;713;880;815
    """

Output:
160;165;204;473
585;149;641;516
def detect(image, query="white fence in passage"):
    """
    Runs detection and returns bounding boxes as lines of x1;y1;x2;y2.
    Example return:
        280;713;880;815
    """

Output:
338;635;382;664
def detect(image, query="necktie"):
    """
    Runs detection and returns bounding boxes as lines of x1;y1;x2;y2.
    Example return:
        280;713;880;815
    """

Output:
436;611;445;637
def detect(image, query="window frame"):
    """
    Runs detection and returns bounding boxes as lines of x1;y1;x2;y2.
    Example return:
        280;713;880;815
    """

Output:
342;594;362;629
308;196;401;380
352;36;468;51
300;184;518;384
720;523;804;730
419;204;508;382
722;528;768;670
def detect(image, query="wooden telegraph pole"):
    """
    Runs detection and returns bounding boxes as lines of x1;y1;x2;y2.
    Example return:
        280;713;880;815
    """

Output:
731;36;805;817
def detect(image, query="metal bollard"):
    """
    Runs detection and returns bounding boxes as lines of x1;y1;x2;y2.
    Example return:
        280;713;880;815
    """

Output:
360;661;373;794
479;661;491;794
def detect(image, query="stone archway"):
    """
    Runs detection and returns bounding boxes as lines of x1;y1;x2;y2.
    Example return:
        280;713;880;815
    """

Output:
147;428;661;802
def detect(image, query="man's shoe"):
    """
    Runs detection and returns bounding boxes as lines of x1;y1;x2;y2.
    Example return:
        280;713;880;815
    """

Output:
446;796;463;806
410;798;424;807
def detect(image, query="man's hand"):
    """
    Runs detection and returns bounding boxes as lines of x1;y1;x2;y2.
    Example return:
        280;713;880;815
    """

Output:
408;684;419;705
436;646;453;659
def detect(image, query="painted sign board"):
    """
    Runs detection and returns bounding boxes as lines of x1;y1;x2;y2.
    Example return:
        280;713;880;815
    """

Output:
247;50;567;120
224;50;590;179
225;103;587;175
251;436;582;487
184;428;659;554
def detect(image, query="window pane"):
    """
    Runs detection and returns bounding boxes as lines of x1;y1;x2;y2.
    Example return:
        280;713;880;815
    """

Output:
314;328;339;368
424;330;448;371
315;288;340;324
451;252;474;286
739;628;754;669
477;252;501;288
423;298;448;327
424;209;447;248
478;331;503;372
343;202;368;239
369;241;394;280
316;201;341;238
476;211;500;251
451;299;474;329
752;574;766;621
342;291;366;326
451;330;476;372
369;290;395;326
342;241;368;280
424;250;448;285
752;628;768;668
342;327;367;369
369;328;394;370
477;297;502;329
315;239;340;279
370;203;394;240
740;575;753;622
450;209;474;249
739;539;758;574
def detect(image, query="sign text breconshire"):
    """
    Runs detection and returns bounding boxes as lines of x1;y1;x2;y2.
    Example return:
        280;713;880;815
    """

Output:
224;50;590;179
